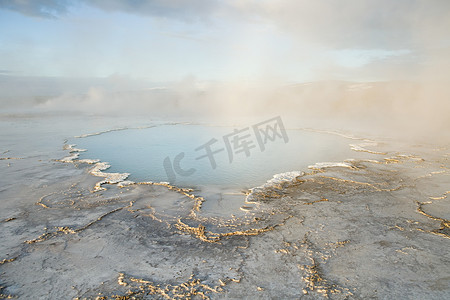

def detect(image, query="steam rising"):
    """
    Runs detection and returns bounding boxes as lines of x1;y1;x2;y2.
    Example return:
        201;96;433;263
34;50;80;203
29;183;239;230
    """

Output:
0;0;449;142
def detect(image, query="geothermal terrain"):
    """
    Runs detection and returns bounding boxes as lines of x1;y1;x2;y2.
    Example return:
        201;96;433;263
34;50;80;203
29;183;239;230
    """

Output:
0;110;448;299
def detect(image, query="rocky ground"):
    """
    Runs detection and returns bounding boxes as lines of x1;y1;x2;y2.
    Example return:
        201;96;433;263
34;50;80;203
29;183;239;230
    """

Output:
0;115;449;299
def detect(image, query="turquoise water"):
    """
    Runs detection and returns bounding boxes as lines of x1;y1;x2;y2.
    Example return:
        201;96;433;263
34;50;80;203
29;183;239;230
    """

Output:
75;123;360;189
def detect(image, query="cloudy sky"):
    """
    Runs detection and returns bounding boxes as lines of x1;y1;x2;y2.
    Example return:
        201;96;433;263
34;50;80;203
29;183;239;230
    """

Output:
0;0;449;82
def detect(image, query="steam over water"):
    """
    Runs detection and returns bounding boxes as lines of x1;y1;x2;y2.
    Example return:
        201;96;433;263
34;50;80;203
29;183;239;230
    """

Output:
1;0;450;298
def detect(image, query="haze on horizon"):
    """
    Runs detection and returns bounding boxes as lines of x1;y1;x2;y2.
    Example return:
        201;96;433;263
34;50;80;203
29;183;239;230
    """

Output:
0;0;449;142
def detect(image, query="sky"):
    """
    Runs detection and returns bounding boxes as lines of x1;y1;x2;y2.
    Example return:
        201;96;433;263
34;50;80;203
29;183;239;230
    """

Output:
0;0;449;83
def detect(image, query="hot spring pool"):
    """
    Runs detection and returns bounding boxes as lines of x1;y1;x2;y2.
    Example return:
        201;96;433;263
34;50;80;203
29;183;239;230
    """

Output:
73;121;372;190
